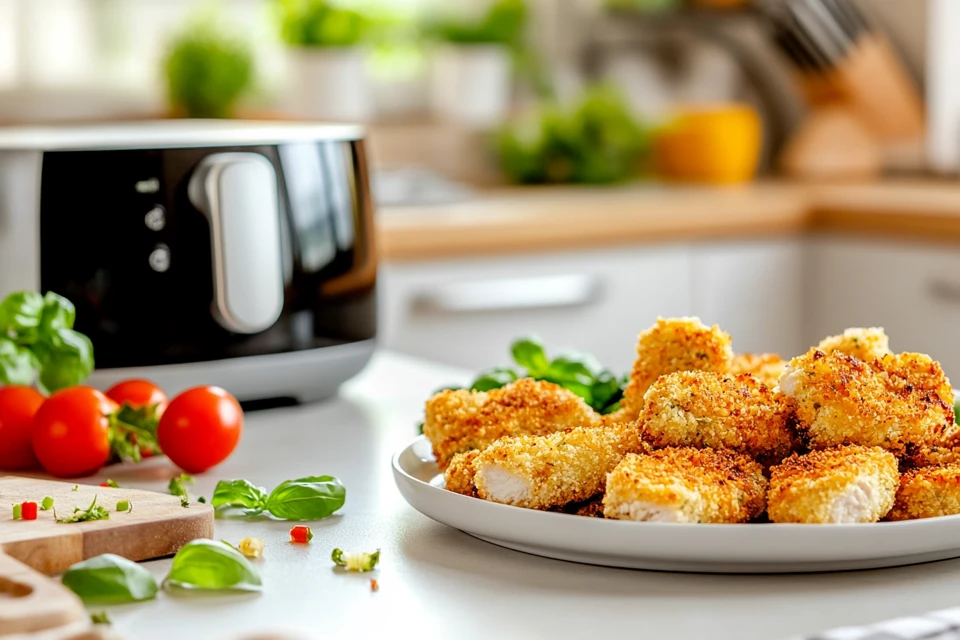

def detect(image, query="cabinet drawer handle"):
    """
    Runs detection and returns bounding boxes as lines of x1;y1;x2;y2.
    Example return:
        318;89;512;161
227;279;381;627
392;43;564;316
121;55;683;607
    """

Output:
928;279;960;304
411;274;603;314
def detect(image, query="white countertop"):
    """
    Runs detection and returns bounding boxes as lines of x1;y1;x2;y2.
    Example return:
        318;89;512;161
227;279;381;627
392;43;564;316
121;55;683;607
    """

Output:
87;351;960;640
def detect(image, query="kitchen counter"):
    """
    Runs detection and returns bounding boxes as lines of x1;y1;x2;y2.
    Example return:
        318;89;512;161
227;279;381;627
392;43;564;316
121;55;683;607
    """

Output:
377;180;960;260
93;352;960;640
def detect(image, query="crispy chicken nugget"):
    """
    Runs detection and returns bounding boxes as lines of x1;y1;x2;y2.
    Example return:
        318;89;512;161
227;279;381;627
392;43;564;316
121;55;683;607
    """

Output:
423;378;601;469
767;445;899;523
473;422;643;510
816;327;892;363
563;494;605;518
638;371;799;467
616;317;733;421
444;450;480;497
888;465;960;521
779;349;955;457
730;353;787;389
602;448;767;523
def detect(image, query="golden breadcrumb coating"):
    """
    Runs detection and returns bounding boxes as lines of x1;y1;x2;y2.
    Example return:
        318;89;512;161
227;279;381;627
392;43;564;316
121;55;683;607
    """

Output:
816;327;892;363
473;422;643;510
903;444;960;469
767;445;899;523
779;349;954;457
423;378;600;469
638;371;799;467
888;465;960;521
730;353;787;389
602;448;766;523
617;317;733;421
444;450;480;497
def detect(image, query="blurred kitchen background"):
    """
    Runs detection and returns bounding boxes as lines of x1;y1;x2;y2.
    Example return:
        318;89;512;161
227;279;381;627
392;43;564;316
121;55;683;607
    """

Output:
6;0;960;379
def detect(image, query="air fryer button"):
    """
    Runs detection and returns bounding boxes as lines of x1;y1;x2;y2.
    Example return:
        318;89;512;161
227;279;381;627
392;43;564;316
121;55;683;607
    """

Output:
135;177;160;194
144;206;166;231
148;244;171;272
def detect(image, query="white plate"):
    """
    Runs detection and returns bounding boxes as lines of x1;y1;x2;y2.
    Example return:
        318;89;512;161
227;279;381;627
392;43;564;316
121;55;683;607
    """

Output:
393;436;960;573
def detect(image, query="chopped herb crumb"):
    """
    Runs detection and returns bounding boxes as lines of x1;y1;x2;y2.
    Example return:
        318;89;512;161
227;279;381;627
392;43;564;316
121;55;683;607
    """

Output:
11;504;21;520
180;495;190;508
40;496;54;511
55;495;110;524
116;500;132;513
90;611;111;625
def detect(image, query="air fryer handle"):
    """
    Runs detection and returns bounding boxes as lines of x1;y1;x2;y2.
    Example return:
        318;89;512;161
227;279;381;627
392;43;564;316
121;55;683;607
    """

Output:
188;153;284;335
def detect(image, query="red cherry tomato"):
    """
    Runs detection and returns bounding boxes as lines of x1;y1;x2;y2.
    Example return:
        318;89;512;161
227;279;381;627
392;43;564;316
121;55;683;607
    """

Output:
0;386;45;470
32;387;117;478
105;379;168;414
157;386;242;474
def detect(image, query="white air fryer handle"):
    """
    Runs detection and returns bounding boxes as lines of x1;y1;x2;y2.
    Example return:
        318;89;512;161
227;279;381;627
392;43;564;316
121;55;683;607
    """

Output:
188;153;284;334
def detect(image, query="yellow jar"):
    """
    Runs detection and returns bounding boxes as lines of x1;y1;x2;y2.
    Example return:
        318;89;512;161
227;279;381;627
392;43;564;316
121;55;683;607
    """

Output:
655;104;762;185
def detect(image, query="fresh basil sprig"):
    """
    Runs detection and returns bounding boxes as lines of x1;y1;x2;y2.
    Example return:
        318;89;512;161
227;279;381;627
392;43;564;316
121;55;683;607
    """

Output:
61;554;158;604
0;291;94;391
439;335;628;415
163;540;262;592
212;476;345;521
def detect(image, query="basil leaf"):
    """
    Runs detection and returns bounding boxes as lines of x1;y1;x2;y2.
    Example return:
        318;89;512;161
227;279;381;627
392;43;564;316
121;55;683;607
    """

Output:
39;291;76;332
212;479;268;514
510;335;549;376
61;554;158;604
33;328;94;393
264;475;345;521
591;371;624;413
546;351;602;384
163;539;262;592
0;291;44;343
0;338;38;385
470;367;518;392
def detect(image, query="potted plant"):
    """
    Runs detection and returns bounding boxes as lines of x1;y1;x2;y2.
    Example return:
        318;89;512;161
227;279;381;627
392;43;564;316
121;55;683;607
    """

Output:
277;0;373;121
428;0;528;129
163;18;255;119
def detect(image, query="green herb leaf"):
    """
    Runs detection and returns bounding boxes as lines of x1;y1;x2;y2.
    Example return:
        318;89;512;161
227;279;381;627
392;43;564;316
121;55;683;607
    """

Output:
168;473;194;499
545;352;601;385
264;476;346;521
38;292;76;333
331;548;381;572
90;611;111;625
211;479;268;514
0;338;38;386
470;367;519;392
40;496;54;511
180;496;189;508
197;496;206;504
0;291;44;343
61;554;158;604
33;328;94;393
163;539;262;592
56;495;110;524
591;371;625;414
511;336;549;376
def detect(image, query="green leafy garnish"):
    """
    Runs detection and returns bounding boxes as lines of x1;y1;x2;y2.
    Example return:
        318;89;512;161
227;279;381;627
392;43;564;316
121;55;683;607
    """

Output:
90;612;111;625
72;485;79;492
104;480;119;489
56;495;110;524
197;496;207;504
162;540;262;592
212;476;346;521
40;496;54;511
180;496;190;508
332;548;380;572
0;291;94;391
62;554;158;604
168;473;194;500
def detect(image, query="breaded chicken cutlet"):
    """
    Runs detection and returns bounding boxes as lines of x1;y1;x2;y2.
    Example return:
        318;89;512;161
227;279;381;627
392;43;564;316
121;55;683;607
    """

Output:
615;317;733;421
767;445;898;523
816;327;892;363
473;422;643;510
424;378;600;469
603;448;767;523
887;465;960;521
779;349;954;457
730;353;787;389
444;450;480;497
638;371;799;467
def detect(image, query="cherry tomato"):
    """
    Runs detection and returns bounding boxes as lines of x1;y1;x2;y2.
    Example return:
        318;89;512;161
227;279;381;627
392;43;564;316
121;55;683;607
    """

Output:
105;379;168;414
157;386;242;473
0;386;45;470
32;386;117;478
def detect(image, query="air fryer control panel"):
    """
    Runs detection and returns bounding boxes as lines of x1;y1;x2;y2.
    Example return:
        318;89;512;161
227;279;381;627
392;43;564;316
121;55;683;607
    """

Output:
39;141;376;369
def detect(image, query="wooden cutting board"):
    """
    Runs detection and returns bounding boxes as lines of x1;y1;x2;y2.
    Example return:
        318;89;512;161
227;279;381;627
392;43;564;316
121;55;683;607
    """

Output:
0;476;213;576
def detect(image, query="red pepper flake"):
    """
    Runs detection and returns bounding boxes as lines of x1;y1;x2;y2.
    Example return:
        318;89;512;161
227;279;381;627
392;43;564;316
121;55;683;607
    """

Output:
289;525;313;544
370;578;379;592
21;501;37;521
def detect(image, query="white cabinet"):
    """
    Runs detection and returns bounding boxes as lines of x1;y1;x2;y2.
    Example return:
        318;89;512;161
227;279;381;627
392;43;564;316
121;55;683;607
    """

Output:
379;245;693;373
690;239;806;359
808;237;960;380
